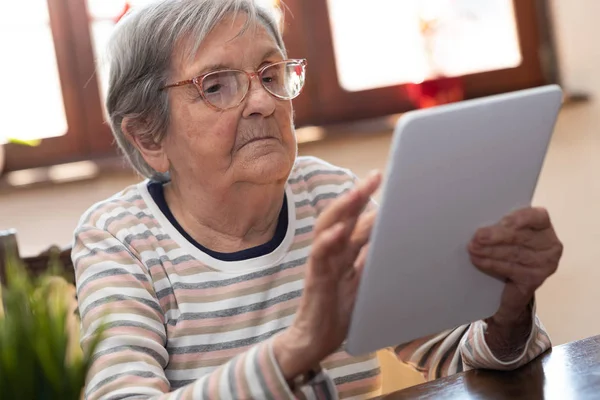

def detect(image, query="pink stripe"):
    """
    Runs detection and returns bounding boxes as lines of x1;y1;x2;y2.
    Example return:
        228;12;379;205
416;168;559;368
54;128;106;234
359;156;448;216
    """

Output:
126;237;171;249
77;229;112;242
207;365;221;396
102;326;164;343
293;231;313;244
305;173;352;186
132;197;148;208
83;297;162;323
106;213;158;232
167;260;213;274
94;348;162;367
150;259;211;276
87;197;139;223
294;204;314;216
234;351;248;397
256;344;280;396
76;247;134;265
313;197;337;210
78;274;153;299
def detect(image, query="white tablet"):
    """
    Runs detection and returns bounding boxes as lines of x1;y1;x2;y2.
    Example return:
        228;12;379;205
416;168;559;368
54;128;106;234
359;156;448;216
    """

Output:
346;85;563;356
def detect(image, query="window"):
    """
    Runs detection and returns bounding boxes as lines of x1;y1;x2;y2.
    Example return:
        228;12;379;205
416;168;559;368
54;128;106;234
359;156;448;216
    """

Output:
327;0;523;92
2;0;110;172
286;0;556;126
0;0;68;142
1;0;557;172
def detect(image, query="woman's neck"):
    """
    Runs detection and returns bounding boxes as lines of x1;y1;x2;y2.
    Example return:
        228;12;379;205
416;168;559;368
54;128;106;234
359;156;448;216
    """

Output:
163;178;286;254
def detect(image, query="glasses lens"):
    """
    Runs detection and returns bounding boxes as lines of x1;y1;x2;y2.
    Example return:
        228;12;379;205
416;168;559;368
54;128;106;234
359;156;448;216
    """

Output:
201;70;248;109
261;60;306;100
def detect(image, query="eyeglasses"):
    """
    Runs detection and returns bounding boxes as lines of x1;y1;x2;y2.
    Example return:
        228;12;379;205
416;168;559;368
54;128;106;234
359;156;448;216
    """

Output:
160;59;307;110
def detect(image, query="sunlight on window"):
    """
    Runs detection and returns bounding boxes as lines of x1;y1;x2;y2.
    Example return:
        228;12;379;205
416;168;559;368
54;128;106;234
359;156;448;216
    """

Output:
327;0;522;92
0;0;68;142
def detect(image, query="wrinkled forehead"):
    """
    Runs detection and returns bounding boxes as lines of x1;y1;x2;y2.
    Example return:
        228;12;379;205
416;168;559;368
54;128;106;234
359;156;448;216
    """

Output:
171;12;285;77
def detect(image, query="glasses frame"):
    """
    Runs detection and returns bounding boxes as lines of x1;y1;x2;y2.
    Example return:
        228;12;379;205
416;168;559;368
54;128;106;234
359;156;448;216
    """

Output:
159;58;307;111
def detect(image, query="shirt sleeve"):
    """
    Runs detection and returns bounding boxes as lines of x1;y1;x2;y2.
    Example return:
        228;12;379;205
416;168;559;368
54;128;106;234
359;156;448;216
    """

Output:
73;225;338;400
393;300;551;381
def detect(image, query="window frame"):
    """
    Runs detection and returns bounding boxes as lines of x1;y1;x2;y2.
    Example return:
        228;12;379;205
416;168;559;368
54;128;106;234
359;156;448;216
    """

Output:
284;0;555;127
4;0;558;172
4;0;112;172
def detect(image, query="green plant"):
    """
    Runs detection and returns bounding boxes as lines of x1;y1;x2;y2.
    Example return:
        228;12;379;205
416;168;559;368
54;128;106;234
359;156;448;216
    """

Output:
0;253;103;400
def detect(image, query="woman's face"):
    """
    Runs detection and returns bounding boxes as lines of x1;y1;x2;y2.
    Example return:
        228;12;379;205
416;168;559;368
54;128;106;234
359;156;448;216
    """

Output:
155;14;297;189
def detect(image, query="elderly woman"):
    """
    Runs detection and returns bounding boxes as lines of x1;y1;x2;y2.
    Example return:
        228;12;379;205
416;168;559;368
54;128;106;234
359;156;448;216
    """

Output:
72;0;563;399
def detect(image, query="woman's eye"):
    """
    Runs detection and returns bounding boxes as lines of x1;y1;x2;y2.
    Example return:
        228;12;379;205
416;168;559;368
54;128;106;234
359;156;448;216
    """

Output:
262;72;280;84
205;84;222;94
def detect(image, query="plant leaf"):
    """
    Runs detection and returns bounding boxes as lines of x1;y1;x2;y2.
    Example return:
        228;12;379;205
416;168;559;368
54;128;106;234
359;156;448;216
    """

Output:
1;250;106;399
6;138;41;146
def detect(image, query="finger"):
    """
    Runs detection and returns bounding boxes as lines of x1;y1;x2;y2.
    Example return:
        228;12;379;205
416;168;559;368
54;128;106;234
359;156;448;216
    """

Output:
470;256;544;287
468;243;537;267
315;171;382;233
355;170;383;200
325;207;375;274
350;209;377;251
503;207;552;231
470;255;519;281
345;211;377;268
474;225;553;250
310;222;346;265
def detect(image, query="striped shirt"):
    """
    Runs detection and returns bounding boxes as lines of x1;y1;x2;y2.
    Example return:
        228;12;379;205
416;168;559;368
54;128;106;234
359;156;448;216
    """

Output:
72;156;551;400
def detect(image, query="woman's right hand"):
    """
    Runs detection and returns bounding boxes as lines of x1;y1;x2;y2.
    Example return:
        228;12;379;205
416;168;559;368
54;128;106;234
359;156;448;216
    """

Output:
273;171;382;381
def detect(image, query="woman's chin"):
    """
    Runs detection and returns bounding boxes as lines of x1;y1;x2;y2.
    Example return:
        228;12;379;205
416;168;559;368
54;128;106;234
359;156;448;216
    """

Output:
238;147;294;184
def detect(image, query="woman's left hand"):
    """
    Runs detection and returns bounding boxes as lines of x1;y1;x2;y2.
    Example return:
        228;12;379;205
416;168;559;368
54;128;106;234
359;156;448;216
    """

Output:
468;207;563;323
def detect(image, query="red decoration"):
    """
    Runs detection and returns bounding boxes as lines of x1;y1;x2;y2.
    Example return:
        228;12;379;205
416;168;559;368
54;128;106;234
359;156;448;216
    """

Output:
114;1;131;23
294;64;303;77
405;76;464;109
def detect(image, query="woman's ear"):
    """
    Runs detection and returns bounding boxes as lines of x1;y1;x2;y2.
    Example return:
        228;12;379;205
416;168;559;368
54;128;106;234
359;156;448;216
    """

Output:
121;117;170;174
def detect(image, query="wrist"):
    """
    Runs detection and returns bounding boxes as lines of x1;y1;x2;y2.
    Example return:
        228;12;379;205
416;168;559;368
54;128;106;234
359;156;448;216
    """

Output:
272;329;321;382
490;298;534;327
484;301;534;361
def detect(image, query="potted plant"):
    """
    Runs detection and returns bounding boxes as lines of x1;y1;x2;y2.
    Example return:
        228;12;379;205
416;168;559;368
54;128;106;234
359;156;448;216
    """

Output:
0;253;103;399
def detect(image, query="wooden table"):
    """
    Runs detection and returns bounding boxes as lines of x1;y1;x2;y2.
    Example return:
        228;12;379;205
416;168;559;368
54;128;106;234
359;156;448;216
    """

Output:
385;335;600;399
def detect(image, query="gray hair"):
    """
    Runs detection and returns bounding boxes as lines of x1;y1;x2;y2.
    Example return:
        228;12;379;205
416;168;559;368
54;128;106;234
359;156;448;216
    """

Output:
105;0;287;182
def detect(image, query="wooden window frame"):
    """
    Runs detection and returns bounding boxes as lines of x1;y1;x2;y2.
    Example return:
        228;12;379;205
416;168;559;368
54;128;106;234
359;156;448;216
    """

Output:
283;0;559;127
4;0;559;172
4;0;113;173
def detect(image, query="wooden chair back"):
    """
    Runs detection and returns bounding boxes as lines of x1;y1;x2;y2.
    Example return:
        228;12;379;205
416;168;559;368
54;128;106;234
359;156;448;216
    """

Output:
0;229;74;285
